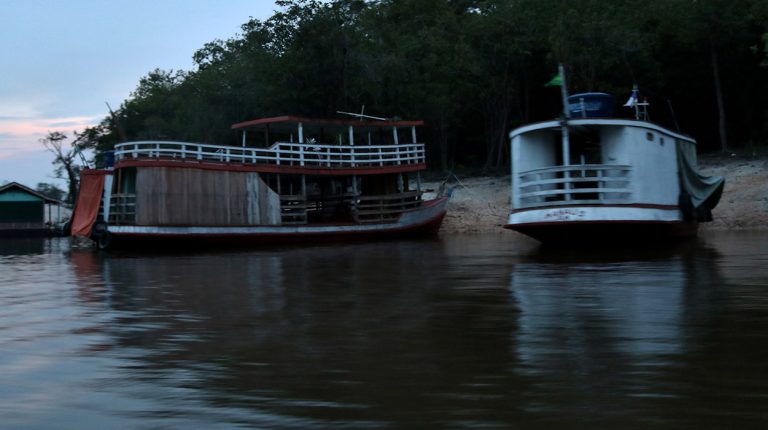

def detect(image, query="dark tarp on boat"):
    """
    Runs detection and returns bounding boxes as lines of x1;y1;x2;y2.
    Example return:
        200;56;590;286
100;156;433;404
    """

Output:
676;140;725;222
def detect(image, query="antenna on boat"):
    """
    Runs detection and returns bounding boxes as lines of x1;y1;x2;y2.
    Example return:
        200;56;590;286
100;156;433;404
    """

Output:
667;98;681;132
336;105;389;121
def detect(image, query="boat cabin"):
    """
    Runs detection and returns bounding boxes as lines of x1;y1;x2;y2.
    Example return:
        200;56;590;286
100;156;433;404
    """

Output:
510;93;686;211
506;90;724;243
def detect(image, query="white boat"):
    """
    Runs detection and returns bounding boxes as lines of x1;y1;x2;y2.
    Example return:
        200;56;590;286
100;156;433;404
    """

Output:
69;115;448;249
505;91;724;244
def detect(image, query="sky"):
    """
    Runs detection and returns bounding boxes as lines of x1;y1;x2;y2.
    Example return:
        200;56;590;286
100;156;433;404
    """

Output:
0;0;278;190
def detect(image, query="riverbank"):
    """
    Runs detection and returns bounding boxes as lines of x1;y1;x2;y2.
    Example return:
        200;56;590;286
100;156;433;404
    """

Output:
697;155;768;230
427;154;767;235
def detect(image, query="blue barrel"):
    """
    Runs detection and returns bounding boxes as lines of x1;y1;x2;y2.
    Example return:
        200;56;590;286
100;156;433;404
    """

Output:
568;93;615;118
103;150;115;168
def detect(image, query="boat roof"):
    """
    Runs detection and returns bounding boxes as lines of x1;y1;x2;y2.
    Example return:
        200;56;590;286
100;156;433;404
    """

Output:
568;92;613;98
231;115;423;131
0;181;66;205
509;118;696;144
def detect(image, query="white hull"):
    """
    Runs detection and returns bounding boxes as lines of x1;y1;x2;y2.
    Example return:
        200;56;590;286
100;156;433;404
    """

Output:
508;205;681;226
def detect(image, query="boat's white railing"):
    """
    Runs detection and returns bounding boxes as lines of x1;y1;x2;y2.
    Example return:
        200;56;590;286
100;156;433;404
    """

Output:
114;140;426;168
517;164;632;208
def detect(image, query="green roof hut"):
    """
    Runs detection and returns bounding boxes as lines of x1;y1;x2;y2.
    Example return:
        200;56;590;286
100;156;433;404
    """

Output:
0;182;70;237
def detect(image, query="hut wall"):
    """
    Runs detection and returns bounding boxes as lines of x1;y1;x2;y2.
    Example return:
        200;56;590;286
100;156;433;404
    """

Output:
0;188;44;228
135;167;280;226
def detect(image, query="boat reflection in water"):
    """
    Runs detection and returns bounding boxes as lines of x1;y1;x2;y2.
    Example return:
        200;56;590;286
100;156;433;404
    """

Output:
59;233;768;428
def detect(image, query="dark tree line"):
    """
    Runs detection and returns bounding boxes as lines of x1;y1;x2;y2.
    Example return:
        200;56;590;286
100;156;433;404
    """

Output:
84;0;768;173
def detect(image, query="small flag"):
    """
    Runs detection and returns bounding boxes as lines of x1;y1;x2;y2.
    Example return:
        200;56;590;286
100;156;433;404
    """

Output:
544;73;562;87
624;89;638;107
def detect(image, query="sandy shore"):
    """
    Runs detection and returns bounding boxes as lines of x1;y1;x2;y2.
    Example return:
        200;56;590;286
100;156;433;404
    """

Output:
426;155;767;235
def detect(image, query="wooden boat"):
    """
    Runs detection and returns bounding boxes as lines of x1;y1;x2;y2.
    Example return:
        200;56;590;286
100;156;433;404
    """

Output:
70;115;448;249
505;91;724;244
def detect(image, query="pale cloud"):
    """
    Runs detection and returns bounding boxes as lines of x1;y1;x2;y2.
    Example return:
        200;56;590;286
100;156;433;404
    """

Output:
0;134;47;161
0;113;101;188
0;94;53;119
0;115;101;138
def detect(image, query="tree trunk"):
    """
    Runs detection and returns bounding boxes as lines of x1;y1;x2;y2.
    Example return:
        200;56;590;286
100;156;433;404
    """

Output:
66;164;78;205
710;42;728;153
483;102;501;170
484;86;514;170
485;102;510;170
439;118;448;173
495;122;508;168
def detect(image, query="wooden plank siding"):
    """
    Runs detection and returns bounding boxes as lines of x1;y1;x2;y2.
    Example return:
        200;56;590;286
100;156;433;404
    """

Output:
135;167;280;226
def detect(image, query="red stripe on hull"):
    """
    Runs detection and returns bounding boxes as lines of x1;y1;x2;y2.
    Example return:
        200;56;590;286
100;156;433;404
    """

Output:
509;203;680;214
114;159;426;176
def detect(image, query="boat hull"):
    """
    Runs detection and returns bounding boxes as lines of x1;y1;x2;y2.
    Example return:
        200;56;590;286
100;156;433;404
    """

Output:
505;204;697;245
98;197;448;249
505;220;697;245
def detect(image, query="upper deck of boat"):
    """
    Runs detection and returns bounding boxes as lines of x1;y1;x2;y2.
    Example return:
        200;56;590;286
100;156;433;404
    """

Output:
508;118;696;144
113;115;427;175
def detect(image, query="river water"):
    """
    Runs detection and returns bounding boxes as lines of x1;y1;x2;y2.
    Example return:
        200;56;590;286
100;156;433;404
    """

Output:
1;232;767;429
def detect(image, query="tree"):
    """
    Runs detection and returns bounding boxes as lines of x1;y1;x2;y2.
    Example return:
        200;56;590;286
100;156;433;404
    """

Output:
656;0;765;153
762;33;768;67
466;0;547;170
116;69;188;141
40;131;86;204
90;0;768;165
357;0;478;171
35;183;66;201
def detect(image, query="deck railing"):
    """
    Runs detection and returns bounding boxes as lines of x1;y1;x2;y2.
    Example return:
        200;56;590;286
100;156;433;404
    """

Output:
108;193;137;224
280;195;309;225
356;191;422;223
104;191;422;226
280;191;422;224
114;141;425;168
517;164;632;208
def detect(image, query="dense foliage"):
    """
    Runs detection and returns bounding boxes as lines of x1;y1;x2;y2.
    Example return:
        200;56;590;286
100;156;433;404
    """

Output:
88;0;768;172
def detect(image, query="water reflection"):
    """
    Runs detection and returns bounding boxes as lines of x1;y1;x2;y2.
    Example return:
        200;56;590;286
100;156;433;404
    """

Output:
5;233;765;428
509;244;700;425
511;241;708;364
65;240;529;427
0;237;60;256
